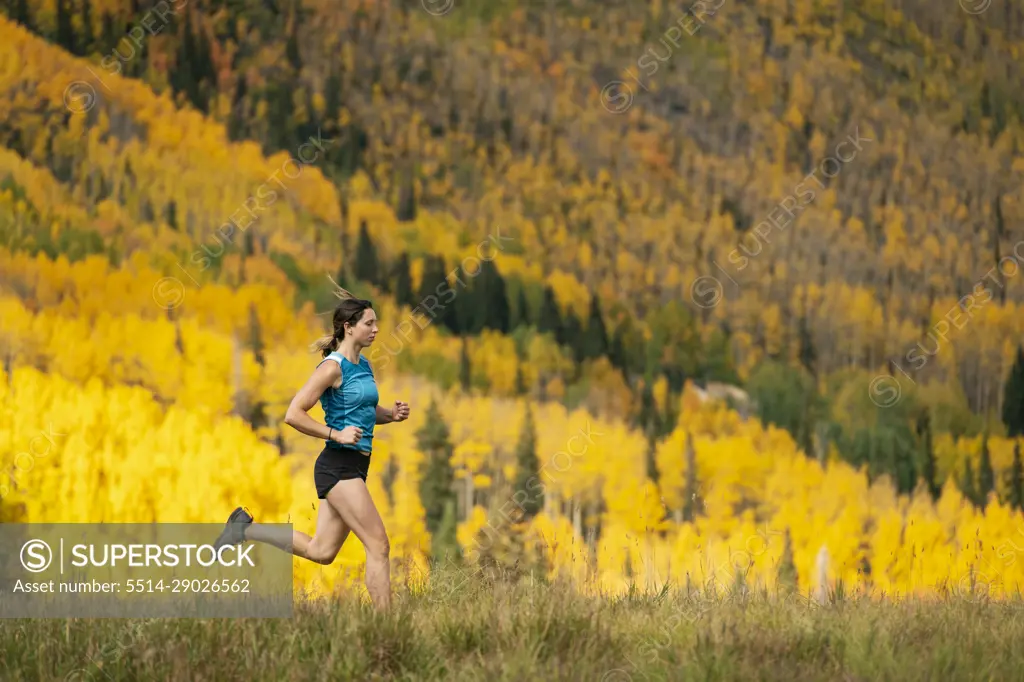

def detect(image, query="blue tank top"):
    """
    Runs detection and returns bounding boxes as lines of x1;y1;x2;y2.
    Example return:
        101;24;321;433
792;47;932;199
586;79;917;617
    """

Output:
317;352;379;453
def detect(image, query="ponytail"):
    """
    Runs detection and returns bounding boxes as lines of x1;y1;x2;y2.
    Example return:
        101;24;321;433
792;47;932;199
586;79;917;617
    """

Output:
310;334;340;357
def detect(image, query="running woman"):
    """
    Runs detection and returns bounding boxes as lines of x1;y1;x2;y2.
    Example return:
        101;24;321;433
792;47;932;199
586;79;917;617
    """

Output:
214;288;410;610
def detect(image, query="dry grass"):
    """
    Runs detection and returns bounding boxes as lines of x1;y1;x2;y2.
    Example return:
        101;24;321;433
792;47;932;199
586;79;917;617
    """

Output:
4;564;1024;681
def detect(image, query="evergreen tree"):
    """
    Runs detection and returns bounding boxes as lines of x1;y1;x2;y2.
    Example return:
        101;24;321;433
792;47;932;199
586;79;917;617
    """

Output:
560;310;585;363
512;405;543;518
353;220;380;287
417;399;456;553
513;287;531;329
228;76;248;140
432;498;460;561
537;286;563;340
480;260;510;334
13;0;32;29
646;301;701;392
80;0;94;55
248;302;265;367
192;18;216;111
56;0;76;53
267;82;295;149
243;229;255;259
1009;442;1023;511
960;456;978;508
323;66;342;136
746;360;821;456
416;255;454;331
979;431;995;506
124;22;149;78
638;380;661;438
893;431;920;496
459;336;472;392
285;3;302;71
797;315;817;376
645;432;659;484
417;254;447;305
141;198;156;224
458;268;483;335
661;394;679;439
441;268;464;335
831;372;920;492
100;11;117;53
917;409;940;500
165;200;178;230
704;327;739;385
1002;346;1024;437
391;252;414;308
514;360;527;395
396;166;417;222
776;529;798;593
172;10;196;104
609;322;628;375
581;294;609;360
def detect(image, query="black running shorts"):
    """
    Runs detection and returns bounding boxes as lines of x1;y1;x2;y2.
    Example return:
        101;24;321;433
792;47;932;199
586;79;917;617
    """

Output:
314;445;371;498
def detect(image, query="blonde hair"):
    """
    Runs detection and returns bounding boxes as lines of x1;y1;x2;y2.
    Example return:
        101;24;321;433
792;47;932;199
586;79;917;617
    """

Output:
310;275;373;357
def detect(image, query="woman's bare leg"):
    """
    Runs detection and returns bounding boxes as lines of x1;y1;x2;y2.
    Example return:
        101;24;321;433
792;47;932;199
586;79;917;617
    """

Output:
325;478;391;610
244;498;350;565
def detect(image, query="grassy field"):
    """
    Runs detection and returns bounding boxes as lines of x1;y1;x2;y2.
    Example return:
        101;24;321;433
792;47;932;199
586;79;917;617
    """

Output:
4;565;1024;682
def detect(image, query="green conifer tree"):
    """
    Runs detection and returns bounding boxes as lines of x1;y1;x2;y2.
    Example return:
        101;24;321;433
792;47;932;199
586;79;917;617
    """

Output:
353;220;380;287
645;432;659;484
480;260;510;334
79;0;94;55
538;286;563;340
582;294;609;360
512;404;543;518
513;287;531;329
776;529;799;593
13;0;32;29
1009;442;1023;511
1002;346;1024;437
433;498;459;561
979;431;995;506
960;456;978;508
918;409;940;501
56;0;77;53
392;252;414;308
459;336;472;392
417;399;456;555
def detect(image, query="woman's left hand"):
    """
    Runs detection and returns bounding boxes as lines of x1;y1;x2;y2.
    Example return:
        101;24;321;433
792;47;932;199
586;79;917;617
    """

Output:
392;400;410;422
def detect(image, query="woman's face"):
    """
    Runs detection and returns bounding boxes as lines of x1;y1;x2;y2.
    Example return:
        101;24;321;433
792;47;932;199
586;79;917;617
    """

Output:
347;308;378;345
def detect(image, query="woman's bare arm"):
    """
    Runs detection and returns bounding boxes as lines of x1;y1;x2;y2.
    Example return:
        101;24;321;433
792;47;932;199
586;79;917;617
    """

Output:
375;405;394;424
283;361;342;440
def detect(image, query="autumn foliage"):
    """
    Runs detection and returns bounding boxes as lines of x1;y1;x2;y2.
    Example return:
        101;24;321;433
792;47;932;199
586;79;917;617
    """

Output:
2;2;1024;605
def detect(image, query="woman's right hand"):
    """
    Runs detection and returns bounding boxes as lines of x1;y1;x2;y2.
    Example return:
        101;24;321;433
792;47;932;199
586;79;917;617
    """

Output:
333;425;363;446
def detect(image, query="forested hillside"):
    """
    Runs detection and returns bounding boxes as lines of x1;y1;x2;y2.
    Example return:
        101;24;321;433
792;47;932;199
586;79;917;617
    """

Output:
7;0;1024;393
2;1;1024;601
3;1;1024;454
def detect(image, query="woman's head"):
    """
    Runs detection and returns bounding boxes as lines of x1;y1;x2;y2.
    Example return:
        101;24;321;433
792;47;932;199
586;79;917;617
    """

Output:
312;283;378;356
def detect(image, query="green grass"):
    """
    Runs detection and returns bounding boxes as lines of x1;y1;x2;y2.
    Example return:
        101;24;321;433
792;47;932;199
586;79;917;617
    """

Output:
4;565;1024;681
